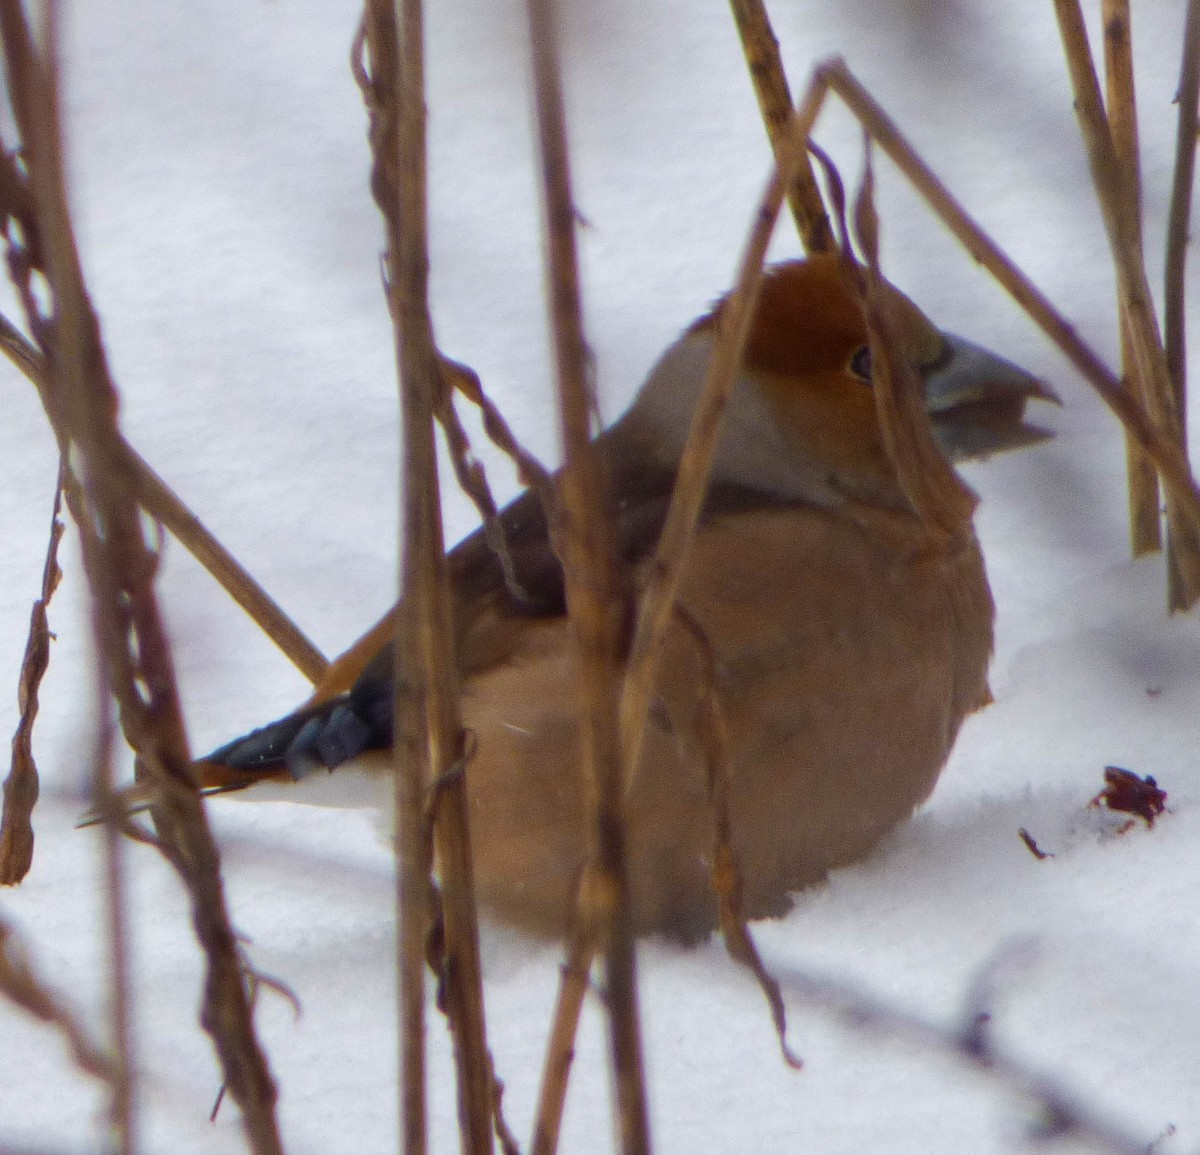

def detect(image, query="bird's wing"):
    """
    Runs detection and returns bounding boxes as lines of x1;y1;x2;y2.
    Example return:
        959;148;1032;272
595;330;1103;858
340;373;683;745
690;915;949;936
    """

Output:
193;459;784;789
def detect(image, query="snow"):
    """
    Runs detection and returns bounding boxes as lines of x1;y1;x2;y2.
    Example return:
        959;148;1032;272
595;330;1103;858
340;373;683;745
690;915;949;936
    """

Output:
3;1;1200;1152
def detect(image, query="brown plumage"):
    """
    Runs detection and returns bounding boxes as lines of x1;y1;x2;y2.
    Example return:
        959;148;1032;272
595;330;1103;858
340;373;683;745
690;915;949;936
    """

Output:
112;256;1057;941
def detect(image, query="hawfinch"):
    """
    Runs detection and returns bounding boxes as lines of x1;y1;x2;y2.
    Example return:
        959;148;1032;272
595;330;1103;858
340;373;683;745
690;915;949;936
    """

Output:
146;257;1056;941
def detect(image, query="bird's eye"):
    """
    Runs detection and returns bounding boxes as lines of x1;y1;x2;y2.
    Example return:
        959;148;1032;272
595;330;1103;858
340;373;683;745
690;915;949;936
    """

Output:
849;344;873;382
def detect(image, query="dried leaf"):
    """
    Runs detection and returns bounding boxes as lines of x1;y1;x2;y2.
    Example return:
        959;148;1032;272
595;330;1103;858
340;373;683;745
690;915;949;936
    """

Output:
1;475;64;885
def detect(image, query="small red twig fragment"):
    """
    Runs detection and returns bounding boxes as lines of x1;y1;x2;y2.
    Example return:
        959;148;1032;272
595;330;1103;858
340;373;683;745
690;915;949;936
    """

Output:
1017;828;1053;860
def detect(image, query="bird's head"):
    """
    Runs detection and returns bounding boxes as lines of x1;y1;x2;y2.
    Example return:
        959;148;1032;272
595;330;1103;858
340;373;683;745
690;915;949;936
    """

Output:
617;254;1057;510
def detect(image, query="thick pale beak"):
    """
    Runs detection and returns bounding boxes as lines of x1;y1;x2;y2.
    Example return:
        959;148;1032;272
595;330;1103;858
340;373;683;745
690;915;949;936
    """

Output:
925;332;1060;462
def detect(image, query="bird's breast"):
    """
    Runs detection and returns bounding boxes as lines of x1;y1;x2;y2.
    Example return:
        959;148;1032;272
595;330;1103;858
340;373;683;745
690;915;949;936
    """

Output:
459;502;994;941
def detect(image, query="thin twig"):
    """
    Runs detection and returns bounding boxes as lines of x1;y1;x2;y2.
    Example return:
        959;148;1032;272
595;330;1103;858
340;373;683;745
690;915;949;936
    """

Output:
359;7;430;1154
359;3;496;1153
100;764;135;1151
850;141;977;540
0;914;118;1086
0;8;283;1151
1101;0;1161;556
433;359;536;606
1100;0;1142;243
617;78;827;812
91;495;136;1152
489;1072;521;1155
818;59;1200;561
0;313;327;683
1052;0;1200;608
532;76;830;1155
726;0;833;253
525;2;650;1153
442;355;554;501
210;950;304;1124
531;935;592;1155
0;469;62;885
673;605;800;1069
1164;0;1200;446
121;442;328;682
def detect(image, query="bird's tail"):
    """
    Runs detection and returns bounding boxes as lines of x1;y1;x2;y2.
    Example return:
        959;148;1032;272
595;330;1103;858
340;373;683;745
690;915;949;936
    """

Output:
76;666;395;827
204;672;393;780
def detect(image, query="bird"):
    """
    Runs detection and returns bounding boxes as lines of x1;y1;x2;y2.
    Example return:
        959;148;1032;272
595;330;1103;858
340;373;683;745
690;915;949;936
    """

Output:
109;255;1057;942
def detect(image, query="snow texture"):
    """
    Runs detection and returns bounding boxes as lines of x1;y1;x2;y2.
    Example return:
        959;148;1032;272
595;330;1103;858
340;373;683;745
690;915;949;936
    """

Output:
2;1;1199;1152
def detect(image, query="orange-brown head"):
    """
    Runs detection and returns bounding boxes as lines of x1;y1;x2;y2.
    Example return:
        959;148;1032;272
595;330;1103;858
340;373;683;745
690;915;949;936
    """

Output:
612;255;1055;512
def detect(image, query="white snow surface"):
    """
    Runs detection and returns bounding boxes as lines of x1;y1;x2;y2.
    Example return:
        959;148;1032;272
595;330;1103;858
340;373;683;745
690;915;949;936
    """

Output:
3;2;1200;1152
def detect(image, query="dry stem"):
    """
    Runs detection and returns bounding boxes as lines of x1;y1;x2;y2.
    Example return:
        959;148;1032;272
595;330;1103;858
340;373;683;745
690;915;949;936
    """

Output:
0;914;118;1085
850;147;978;541
442;355;554;502
1052;0;1200;608
1101;0;1161;556
531;933;592;1155
97;693;134;1153
617;80;824;814
434;359;538;606
358;4;495;1154
819;60;1200;560
526;1;651;1152
673;605;800;1069
0;6;282;1151
727;0;833;253
533;77;828;1155
359;12;430;1151
1164;0;1200;451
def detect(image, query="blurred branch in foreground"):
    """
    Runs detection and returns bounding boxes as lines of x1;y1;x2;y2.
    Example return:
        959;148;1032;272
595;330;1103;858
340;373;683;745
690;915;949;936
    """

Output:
525;0;652;1151
0;5;283;1151
358;1;497;1152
